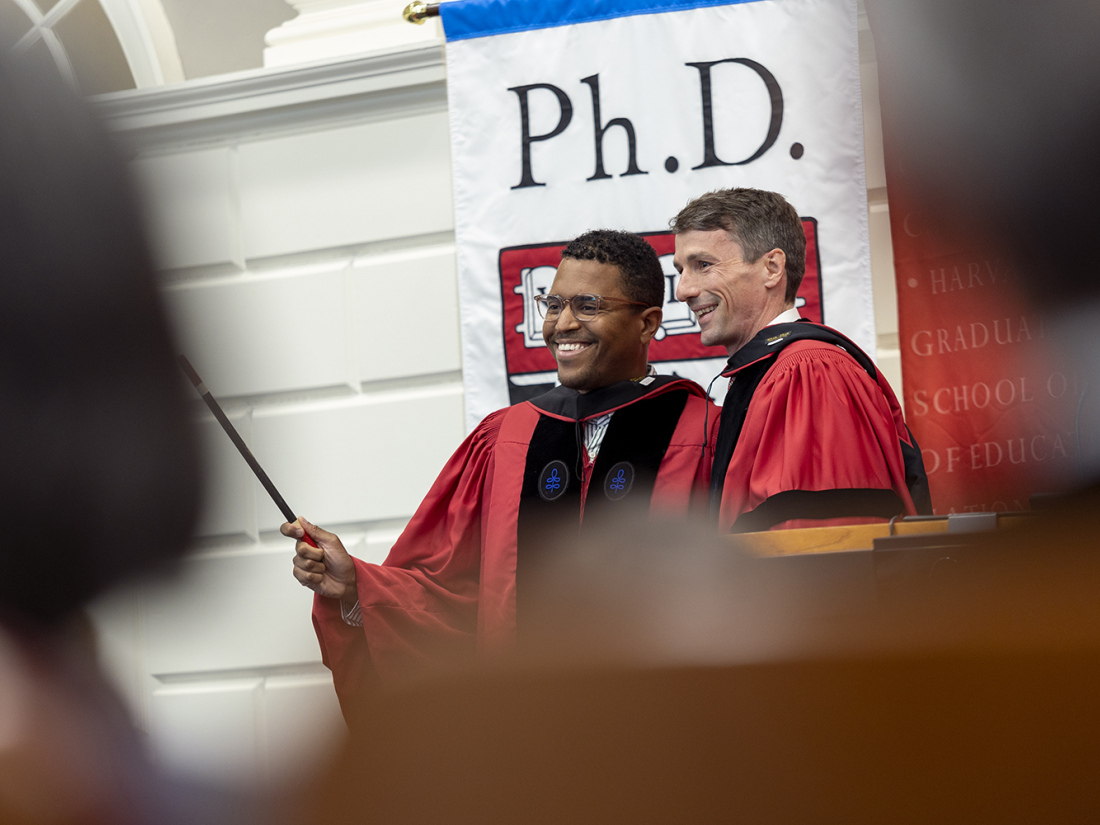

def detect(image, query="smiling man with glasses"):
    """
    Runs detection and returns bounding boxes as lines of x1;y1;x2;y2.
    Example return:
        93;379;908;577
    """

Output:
284;229;716;718
672;187;931;532
536;241;659;393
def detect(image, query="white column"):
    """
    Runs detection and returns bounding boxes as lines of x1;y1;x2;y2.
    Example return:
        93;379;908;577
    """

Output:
264;0;443;68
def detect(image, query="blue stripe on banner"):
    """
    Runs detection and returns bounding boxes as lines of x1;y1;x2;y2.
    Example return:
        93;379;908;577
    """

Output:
439;0;763;42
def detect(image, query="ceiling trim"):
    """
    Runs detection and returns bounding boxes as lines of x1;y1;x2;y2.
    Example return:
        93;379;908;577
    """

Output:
94;44;446;152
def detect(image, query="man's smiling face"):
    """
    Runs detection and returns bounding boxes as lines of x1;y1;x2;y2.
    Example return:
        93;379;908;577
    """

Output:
673;228;781;356
543;257;656;393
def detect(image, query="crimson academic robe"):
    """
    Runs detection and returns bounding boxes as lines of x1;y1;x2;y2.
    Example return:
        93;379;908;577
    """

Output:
713;321;931;532
314;375;717;707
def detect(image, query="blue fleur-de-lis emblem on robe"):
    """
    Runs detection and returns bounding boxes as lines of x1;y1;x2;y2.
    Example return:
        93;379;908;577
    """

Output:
603;461;634;500
545;468;562;493
538;460;570;501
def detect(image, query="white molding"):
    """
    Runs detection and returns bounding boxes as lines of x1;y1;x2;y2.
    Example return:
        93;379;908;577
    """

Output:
264;0;443;68
99;0;186;87
94;44;446;151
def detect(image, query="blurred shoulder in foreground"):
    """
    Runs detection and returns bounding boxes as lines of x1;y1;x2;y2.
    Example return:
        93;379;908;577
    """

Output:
0;55;263;825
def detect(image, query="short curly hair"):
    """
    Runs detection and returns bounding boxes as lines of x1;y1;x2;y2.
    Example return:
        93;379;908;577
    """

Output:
671;188;806;304
560;229;665;308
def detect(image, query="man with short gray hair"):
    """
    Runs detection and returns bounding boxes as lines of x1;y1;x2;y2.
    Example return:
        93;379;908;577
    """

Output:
672;187;930;531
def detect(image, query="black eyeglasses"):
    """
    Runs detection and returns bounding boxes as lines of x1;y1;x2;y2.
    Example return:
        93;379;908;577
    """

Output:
534;293;650;321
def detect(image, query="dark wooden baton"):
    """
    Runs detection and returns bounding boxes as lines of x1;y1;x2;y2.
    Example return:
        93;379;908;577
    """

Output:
178;355;318;548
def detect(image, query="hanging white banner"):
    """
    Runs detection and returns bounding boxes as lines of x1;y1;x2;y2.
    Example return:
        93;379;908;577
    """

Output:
441;0;870;430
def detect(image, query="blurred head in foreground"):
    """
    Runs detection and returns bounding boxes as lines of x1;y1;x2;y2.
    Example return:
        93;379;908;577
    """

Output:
0;54;253;825
0;56;200;630
867;0;1100;314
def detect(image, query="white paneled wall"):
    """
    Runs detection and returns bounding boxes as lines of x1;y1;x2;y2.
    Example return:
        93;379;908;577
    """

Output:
87;17;902;787
250;387;466;527
352;245;462;380
195;411;258;540
136;146;243;271
89;48;459;787
169;264;360;397
238;113;454;259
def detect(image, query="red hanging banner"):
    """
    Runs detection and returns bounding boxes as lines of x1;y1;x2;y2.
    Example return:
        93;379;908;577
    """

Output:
883;154;1077;514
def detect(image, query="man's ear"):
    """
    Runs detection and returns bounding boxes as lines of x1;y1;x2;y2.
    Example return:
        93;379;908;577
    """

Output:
639;306;663;344
762;248;787;291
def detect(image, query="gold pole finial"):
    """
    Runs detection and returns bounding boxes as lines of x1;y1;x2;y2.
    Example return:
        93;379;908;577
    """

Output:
403;2;440;24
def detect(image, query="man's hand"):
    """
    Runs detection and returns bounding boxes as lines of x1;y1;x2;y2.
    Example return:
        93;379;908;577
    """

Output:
283;517;357;604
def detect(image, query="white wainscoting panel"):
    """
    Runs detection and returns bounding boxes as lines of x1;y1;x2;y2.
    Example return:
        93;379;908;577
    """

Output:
142;549;321;675
168;263;356;399
261;674;347;780
149;679;264;782
134;147;242;272
351;243;462;381
195;411;258;541
249;387;466;528
238;111;454;260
